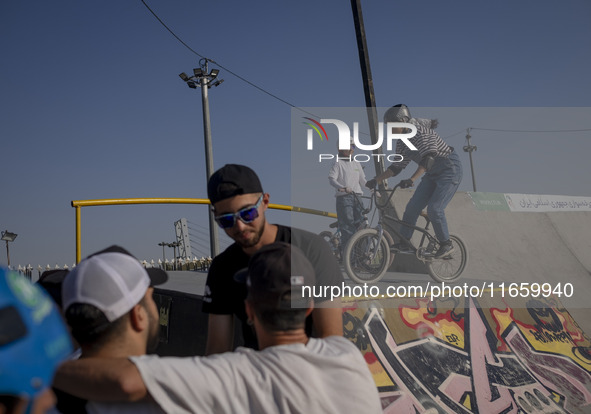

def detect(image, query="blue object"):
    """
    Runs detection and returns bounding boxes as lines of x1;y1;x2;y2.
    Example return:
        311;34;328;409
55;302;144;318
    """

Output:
0;267;73;398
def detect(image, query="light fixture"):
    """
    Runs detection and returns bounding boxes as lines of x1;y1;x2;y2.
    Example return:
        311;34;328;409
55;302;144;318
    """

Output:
210;69;219;79
179;72;189;81
2;230;17;267
1;231;17;242
193;68;203;77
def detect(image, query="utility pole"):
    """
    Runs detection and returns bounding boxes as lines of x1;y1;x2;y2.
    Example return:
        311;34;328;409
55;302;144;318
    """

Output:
463;128;478;192
180;59;224;258
350;0;384;179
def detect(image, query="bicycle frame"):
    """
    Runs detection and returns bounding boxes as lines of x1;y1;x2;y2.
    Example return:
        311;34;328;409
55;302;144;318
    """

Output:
334;193;374;232
374;186;439;254
344;185;467;283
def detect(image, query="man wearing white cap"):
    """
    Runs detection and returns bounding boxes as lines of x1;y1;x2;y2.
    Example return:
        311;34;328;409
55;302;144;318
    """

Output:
59;245;168;413
54;243;382;414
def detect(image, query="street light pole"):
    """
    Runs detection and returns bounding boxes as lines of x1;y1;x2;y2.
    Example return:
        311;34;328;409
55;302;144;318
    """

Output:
199;62;219;259
1;231;18;267
158;242;167;266
179;60;224;258
170;241;180;270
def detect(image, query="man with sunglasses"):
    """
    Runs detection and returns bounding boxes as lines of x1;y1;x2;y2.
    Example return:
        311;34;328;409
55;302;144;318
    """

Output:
203;164;344;354
54;243;381;413
328;138;367;257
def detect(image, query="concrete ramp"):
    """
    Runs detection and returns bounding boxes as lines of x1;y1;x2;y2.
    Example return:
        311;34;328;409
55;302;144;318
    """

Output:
358;190;591;413
546;212;591;274
392;191;591;307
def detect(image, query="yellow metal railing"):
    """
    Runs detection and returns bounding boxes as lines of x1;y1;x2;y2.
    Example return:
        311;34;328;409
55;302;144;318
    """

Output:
71;198;337;263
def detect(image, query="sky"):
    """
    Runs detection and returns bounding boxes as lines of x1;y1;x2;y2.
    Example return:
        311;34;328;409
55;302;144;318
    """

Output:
1;0;590;269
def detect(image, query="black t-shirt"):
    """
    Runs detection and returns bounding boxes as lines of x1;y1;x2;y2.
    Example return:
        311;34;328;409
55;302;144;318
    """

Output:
202;225;343;349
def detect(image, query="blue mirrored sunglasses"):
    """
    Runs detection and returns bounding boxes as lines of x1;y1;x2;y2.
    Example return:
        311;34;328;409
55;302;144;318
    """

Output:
214;195;263;229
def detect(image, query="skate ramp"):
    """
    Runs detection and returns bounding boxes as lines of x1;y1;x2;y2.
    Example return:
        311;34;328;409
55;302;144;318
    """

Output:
344;294;591;413
360;190;591;412
392;191;591;309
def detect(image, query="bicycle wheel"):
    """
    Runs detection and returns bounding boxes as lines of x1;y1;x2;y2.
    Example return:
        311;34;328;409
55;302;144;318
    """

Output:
425;235;467;283
381;230;396;268
343;229;391;284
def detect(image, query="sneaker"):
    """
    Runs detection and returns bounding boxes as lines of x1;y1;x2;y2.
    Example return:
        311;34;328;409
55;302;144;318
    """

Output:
392;242;414;254
434;240;455;259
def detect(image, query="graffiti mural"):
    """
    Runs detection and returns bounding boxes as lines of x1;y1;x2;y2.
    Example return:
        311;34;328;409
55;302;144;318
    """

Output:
343;295;591;413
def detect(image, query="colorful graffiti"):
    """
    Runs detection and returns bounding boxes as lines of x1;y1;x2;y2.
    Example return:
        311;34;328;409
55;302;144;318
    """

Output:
343;295;591;413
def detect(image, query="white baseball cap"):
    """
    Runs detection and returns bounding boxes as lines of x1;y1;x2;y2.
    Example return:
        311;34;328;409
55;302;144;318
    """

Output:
62;245;168;321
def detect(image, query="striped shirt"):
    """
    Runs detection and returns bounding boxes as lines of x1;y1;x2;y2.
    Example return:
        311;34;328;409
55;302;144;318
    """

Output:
391;124;452;171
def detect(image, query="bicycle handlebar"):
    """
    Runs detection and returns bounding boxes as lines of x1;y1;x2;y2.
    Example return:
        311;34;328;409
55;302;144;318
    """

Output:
348;191;373;215
373;184;401;210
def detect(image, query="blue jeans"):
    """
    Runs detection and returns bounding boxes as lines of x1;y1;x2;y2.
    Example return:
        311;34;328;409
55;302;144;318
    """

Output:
336;194;365;249
400;151;463;242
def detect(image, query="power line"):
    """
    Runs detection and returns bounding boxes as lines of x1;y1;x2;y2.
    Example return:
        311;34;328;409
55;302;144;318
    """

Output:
140;0;207;59
443;126;591;143
139;0;319;119
443;129;467;140
471;127;591;133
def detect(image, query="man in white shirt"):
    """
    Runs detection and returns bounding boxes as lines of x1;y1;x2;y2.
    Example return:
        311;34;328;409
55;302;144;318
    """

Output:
54;243;382;414
328;139;367;254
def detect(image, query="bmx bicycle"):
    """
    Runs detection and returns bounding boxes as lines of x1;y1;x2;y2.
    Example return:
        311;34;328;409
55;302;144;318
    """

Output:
343;184;468;284
319;193;393;262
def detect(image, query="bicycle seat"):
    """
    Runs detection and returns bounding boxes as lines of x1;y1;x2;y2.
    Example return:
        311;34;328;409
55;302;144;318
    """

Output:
420;211;429;219
329;221;339;229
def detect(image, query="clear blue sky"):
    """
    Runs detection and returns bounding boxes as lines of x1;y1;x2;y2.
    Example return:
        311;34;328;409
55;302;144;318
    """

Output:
1;0;590;268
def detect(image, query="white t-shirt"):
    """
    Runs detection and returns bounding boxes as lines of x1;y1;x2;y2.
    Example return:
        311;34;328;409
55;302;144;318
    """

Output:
130;336;382;414
328;160;366;197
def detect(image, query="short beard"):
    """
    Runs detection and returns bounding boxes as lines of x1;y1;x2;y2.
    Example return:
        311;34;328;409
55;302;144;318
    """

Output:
236;216;266;248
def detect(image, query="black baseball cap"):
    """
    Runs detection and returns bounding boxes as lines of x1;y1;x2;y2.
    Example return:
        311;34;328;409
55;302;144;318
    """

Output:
235;242;315;309
207;164;264;204
37;269;70;308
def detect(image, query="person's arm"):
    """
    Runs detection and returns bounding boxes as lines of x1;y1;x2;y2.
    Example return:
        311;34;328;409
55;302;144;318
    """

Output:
328;163;345;192
374;168;395;183
358;164;367;189
205;314;234;355
54;358;147;402
366;167;395;189
312;300;343;337
407;165;427;185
